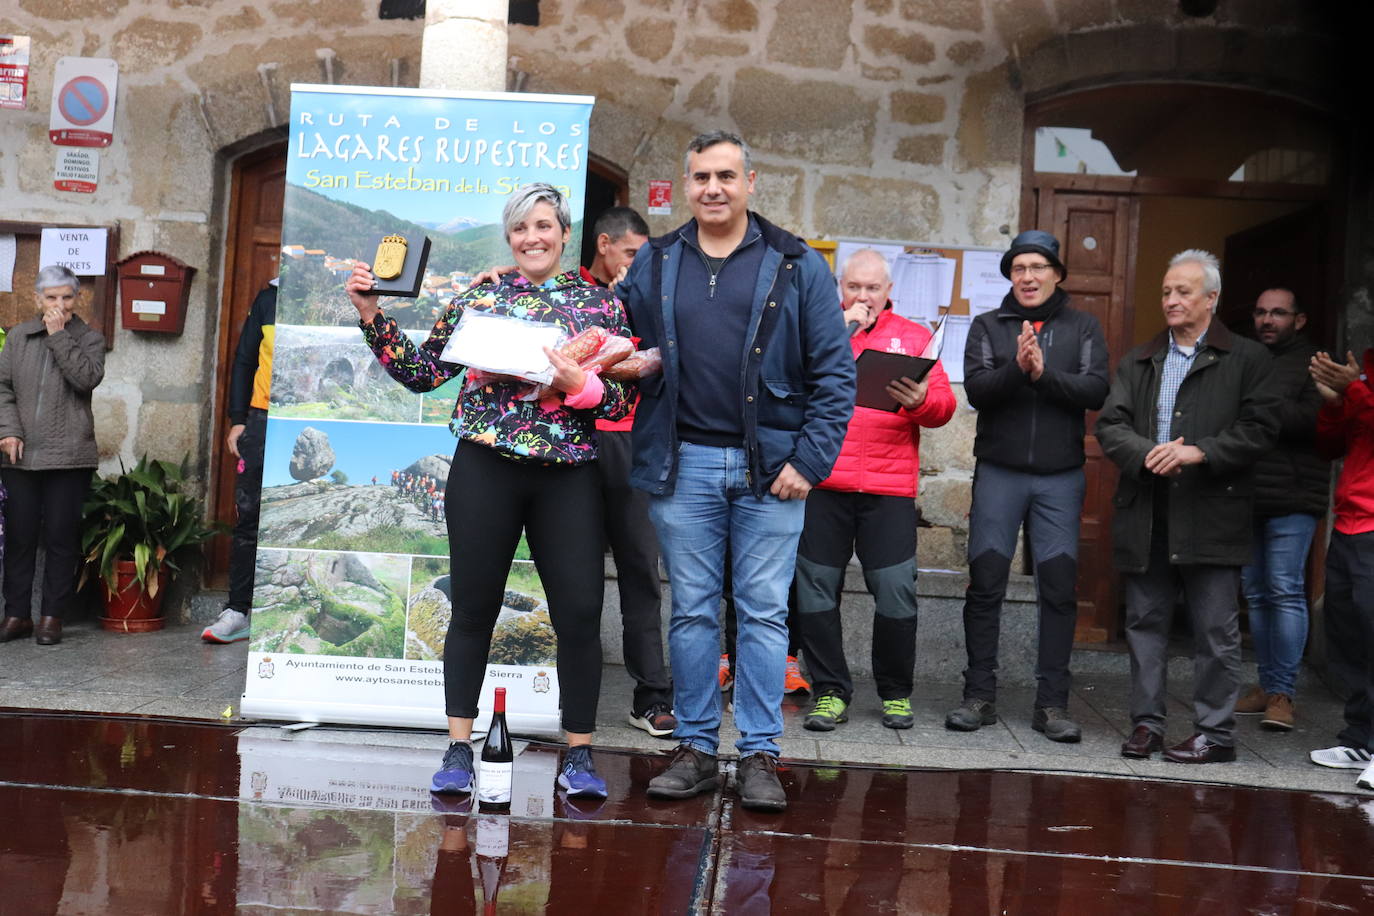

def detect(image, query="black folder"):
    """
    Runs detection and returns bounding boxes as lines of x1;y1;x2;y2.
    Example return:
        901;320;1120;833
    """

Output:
854;350;937;412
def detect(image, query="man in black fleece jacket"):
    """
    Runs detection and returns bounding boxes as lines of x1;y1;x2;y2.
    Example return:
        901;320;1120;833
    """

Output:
945;231;1109;743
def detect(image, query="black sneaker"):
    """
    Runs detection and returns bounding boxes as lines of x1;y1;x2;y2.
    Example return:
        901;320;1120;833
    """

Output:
736;753;787;812
628;703;678;738
1032;706;1082;743
945;698;997;732
647;744;719;799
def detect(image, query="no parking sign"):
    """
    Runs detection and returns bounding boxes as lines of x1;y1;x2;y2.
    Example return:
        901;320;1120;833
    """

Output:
49;56;117;147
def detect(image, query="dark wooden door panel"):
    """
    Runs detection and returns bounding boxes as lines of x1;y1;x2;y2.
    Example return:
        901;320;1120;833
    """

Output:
207;143;286;587
1038;192;1136;642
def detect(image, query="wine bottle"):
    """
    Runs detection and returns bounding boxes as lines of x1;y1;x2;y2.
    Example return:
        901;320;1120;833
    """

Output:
478;687;513;808
475;813;509;915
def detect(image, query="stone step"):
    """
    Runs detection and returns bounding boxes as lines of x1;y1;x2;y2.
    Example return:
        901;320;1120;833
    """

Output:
597;559;1134;688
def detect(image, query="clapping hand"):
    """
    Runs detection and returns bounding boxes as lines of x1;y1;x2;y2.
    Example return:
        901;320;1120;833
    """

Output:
1310;350;1360;403
1016;321;1044;381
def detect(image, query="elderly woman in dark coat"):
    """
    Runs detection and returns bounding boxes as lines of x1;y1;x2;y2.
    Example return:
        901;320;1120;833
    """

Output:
0;265;106;646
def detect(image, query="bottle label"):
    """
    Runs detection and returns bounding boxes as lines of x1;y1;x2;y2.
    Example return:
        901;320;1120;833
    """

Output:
476;815;509;858
478;761;512;804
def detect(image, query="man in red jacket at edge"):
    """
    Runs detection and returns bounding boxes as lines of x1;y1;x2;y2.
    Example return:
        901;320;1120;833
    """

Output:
1308;347;1374;790
795;248;956;732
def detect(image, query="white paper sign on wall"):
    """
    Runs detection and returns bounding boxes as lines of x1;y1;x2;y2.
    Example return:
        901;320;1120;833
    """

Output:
38;227;108;276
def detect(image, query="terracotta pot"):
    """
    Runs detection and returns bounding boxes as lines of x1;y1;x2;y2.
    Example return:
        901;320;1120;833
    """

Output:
100;560;168;633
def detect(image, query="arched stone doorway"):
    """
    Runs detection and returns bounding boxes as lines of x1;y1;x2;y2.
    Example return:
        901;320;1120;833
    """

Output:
1020;81;1343;643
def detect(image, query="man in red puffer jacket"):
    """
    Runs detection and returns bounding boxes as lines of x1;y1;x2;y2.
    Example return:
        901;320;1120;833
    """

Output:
796;249;956;732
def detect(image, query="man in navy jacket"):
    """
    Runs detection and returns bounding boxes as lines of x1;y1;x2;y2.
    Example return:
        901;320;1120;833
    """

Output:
623;130;855;812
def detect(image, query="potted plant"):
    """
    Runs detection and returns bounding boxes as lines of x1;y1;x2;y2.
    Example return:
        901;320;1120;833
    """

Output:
80;455;222;632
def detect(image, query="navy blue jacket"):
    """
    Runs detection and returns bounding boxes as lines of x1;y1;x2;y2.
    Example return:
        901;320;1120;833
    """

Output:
622;212;856;497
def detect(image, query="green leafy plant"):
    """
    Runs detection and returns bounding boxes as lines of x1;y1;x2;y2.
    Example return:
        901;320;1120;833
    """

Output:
79;455;224;599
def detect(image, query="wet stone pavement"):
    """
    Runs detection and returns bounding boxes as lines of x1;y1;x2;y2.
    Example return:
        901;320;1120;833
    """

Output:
3;619;1374;912
2;713;1374;913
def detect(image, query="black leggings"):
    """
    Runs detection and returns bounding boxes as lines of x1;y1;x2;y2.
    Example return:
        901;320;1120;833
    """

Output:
1;467;91;621
443;441;605;733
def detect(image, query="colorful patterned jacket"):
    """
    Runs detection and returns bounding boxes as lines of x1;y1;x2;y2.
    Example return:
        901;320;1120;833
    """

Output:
359;270;634;464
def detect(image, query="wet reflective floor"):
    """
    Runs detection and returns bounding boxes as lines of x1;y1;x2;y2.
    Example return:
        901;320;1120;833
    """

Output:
3;710;1374;914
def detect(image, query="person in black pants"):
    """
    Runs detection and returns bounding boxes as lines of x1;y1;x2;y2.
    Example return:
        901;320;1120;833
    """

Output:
203;283;276;644
581;206;677;738
349;183;634;799
948;231;1109;743
0;266;106;647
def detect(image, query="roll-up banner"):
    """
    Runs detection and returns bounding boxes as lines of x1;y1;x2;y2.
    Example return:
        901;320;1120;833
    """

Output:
239;84;594;736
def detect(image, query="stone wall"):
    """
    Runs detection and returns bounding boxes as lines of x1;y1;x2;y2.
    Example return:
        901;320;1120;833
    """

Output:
0;0;1354;574
0;1;424;482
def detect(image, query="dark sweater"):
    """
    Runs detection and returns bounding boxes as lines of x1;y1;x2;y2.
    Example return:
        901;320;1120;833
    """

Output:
963;294;1110;473
673;217;766;448
1253;332;1328;517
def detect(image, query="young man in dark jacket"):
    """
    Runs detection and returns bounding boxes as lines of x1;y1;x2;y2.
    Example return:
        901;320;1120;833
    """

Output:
1237;288;1327;729
625;131;855;812
1097;250;1279;764
946;230;1109;744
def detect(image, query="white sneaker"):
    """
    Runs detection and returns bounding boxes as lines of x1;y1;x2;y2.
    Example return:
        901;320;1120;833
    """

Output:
1358;762;1374;791
202;609;251;644
1309;745;1373;769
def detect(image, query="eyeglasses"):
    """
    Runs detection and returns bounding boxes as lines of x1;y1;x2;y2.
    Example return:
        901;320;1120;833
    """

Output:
1010;263;1055;278
1252;308;1297;319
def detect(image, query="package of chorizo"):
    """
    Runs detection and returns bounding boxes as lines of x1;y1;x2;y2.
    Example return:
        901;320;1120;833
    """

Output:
602;347;662;381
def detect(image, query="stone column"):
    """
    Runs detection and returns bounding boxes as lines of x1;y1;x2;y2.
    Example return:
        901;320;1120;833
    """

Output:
420;0;508;92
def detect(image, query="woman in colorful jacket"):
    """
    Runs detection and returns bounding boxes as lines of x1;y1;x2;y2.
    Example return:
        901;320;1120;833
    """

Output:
346;183;634;800
0;265;106;647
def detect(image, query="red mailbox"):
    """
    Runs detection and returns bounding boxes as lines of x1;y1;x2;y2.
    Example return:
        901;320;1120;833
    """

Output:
116;250;195;334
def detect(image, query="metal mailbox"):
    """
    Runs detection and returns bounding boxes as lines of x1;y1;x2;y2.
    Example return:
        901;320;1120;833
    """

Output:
116;250;195;334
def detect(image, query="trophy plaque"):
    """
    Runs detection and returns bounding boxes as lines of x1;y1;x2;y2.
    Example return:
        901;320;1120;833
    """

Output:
361;231;431;298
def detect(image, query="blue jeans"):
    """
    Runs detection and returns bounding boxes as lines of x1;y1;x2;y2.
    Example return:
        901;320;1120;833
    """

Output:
1240;513;1318;697
649;443;806;757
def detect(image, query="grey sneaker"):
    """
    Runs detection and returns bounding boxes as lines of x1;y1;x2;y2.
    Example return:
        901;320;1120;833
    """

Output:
1032;706;1082;743
647;744;719;799
202;609;250;644
736;752;787;812
945;698;998;731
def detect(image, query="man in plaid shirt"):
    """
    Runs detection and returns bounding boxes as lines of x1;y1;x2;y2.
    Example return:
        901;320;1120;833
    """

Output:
1096;250;1279;765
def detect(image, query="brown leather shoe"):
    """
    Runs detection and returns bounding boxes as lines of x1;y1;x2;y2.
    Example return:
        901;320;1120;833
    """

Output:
1163;733;1236;764
1234;684;1267;714
1261;693;1295;731
1120;725;1164;759
34;616;62;646
0;616;33;642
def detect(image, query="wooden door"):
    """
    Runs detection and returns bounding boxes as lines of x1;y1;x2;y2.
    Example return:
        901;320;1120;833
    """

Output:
1222;204;1328;343
207;143;286;586
1037;191;1138;642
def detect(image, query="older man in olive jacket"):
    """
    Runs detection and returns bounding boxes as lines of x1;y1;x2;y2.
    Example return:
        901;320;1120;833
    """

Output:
1096;249;1279;764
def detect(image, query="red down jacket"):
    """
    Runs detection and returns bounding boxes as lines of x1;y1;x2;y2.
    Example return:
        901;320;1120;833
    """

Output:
819;305;956;498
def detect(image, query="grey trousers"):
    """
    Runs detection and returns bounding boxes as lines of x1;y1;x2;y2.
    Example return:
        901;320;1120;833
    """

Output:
1124;519;1242;746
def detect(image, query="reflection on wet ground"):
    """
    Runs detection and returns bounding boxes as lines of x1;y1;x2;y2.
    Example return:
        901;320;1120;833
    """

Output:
3;710;1373;914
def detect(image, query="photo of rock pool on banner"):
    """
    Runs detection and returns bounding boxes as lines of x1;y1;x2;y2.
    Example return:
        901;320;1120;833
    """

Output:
258;417;456;556
252;548;556;666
